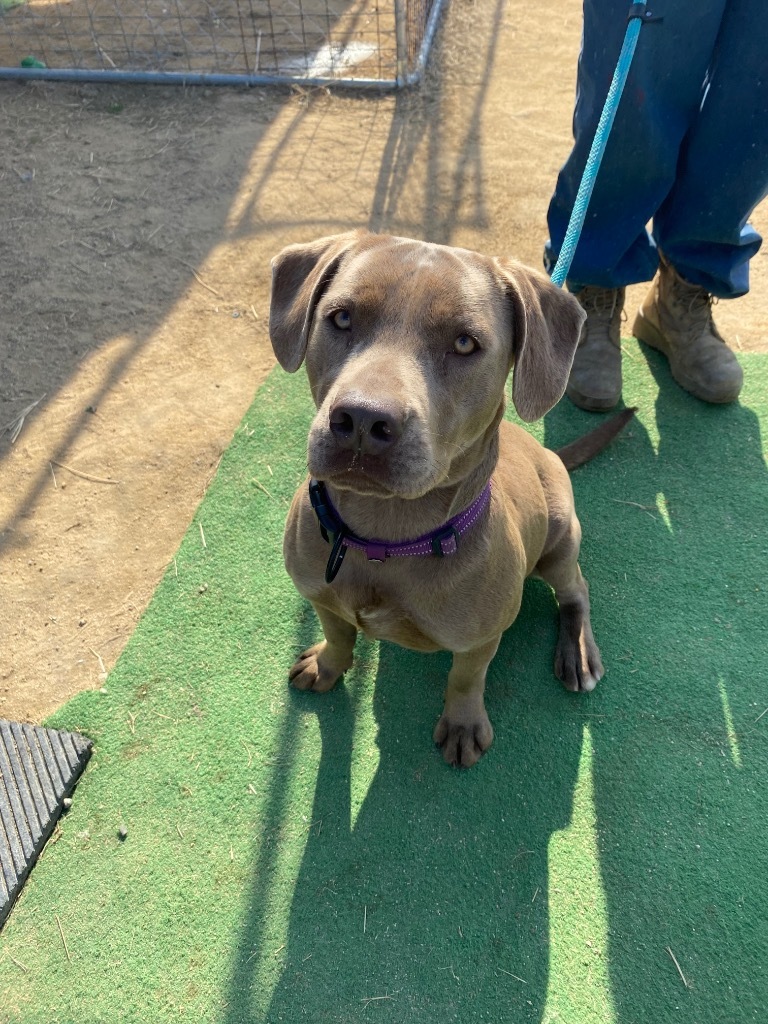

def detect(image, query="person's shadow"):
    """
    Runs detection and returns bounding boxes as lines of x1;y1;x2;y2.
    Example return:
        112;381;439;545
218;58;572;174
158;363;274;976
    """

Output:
542;342;768;1021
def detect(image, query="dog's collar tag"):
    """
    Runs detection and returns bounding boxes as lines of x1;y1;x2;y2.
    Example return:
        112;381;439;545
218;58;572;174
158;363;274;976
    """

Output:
308;478;491;583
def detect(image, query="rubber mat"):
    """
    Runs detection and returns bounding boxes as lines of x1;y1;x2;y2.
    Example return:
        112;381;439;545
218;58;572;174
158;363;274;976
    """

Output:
0;719;92;928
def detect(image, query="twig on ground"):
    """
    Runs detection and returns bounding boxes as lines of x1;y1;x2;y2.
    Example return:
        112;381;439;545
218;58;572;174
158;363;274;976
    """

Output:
88;647;107;679
754;706;768;723
172;257;223;298
51;461;119;485
199;522;207;549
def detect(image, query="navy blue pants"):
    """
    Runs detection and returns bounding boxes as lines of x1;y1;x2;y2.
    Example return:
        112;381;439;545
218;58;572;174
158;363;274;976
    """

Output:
546;0;768;297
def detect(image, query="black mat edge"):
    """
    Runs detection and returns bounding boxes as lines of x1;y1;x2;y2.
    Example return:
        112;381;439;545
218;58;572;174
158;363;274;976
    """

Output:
0;720;92;930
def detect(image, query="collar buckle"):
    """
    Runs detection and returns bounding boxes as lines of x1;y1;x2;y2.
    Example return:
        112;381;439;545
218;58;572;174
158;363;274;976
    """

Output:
431;525;459;557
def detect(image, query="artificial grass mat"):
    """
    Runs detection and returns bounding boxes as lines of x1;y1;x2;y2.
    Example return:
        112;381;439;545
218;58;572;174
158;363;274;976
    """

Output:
1;343;767;1023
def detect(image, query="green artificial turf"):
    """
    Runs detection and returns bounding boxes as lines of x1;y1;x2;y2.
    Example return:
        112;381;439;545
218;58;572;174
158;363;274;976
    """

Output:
1;344;767;1023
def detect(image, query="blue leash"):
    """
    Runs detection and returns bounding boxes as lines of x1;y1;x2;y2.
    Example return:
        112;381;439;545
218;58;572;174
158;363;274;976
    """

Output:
550;0;656;288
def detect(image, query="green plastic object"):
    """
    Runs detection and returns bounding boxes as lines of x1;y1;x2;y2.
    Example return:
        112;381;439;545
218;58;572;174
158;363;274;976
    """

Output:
20;56;47;69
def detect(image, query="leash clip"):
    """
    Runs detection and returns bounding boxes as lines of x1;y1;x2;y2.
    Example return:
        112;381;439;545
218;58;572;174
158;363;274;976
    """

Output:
325;532;348;584
309;478;337;544
627;3;662;22
309;478;349;582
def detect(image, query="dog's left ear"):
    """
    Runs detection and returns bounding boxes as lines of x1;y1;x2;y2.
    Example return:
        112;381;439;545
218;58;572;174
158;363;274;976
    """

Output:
495;259;586;422
270;231;362;372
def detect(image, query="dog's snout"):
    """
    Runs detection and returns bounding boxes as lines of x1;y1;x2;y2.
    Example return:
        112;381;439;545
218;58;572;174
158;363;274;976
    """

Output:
329;398;404;455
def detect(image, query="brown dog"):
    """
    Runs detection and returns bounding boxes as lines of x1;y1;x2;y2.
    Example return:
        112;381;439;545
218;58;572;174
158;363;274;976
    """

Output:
269;231;625;767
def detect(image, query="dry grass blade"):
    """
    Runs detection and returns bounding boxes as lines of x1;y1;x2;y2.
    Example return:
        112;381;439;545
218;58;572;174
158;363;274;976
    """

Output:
497;967;526;983
55;914;72;961
666;946;689;988
361;995;395;1007
2;394;45;443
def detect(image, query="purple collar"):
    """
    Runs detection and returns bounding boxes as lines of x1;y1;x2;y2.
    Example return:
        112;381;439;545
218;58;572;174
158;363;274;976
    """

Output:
308;478;492;583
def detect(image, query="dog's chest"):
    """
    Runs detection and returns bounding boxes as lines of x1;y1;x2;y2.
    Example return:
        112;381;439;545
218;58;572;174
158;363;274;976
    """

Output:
340;581;442;653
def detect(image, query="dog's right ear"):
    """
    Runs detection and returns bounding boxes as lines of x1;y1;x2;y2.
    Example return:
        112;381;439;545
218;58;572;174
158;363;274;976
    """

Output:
495;258;586;422
269;232;361;372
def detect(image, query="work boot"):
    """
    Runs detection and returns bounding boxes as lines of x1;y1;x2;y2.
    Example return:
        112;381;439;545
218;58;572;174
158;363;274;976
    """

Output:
566;286;625;411
632;258;743;404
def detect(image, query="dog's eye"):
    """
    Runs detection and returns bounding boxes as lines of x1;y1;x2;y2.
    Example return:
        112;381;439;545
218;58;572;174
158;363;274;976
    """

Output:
331;309;352;330
453;334;478;356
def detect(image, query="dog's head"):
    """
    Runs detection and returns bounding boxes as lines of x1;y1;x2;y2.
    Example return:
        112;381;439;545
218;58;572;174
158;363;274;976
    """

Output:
269;231;585;499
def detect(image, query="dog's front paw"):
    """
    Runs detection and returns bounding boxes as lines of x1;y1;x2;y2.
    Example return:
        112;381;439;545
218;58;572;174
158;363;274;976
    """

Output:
554;629;604;693
433;701;494;768
289;642;349;693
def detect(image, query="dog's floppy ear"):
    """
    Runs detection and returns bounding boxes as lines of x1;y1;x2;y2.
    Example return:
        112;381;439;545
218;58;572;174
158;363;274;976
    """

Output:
269;232;361;372
495;259;586;422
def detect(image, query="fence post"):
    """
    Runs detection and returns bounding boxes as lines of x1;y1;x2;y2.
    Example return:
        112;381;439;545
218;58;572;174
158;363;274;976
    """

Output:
393;0;410;86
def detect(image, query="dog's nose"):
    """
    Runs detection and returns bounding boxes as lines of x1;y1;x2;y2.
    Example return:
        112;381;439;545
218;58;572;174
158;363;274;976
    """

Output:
329;399;404;455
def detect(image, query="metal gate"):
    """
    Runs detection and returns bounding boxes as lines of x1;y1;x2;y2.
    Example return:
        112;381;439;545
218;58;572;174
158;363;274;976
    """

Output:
0;0;446;88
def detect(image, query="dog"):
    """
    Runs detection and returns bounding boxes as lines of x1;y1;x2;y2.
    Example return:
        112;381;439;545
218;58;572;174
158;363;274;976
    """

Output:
269;231;631;767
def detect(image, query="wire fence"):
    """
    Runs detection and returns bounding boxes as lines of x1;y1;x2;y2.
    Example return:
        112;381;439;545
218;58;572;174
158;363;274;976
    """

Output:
0;0;445;88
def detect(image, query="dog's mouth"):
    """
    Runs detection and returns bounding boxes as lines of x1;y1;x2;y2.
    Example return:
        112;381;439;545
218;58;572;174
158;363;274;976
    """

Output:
307;437;440;500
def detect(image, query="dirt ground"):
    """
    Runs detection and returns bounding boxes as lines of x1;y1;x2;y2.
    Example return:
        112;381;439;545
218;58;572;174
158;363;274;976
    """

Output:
2;0;767;723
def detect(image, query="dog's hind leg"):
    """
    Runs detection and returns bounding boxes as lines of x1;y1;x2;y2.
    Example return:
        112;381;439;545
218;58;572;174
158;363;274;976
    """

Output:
289;603;357;693
433;635;501;767
535;518;604;694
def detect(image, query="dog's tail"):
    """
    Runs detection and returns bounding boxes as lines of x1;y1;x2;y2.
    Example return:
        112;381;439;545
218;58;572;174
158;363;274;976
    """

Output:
556;407;636;471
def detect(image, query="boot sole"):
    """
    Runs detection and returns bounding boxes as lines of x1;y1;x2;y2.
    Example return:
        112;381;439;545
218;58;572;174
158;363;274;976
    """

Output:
565;379;621;412
632;312;742;405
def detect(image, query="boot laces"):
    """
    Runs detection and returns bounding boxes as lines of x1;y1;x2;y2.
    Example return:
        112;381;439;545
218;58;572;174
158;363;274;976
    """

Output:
669;274;720;339
577;287;624;348
578;286;621;319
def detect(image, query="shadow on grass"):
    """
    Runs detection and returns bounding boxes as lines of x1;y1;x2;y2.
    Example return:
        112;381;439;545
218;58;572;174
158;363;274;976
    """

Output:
541;345;768;1021
225;582;584;1023
227;348;768;1022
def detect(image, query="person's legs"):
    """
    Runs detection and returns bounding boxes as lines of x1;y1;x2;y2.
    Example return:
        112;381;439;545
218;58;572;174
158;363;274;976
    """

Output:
632;0;768;404
652;0;768;298
547;0;727;291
